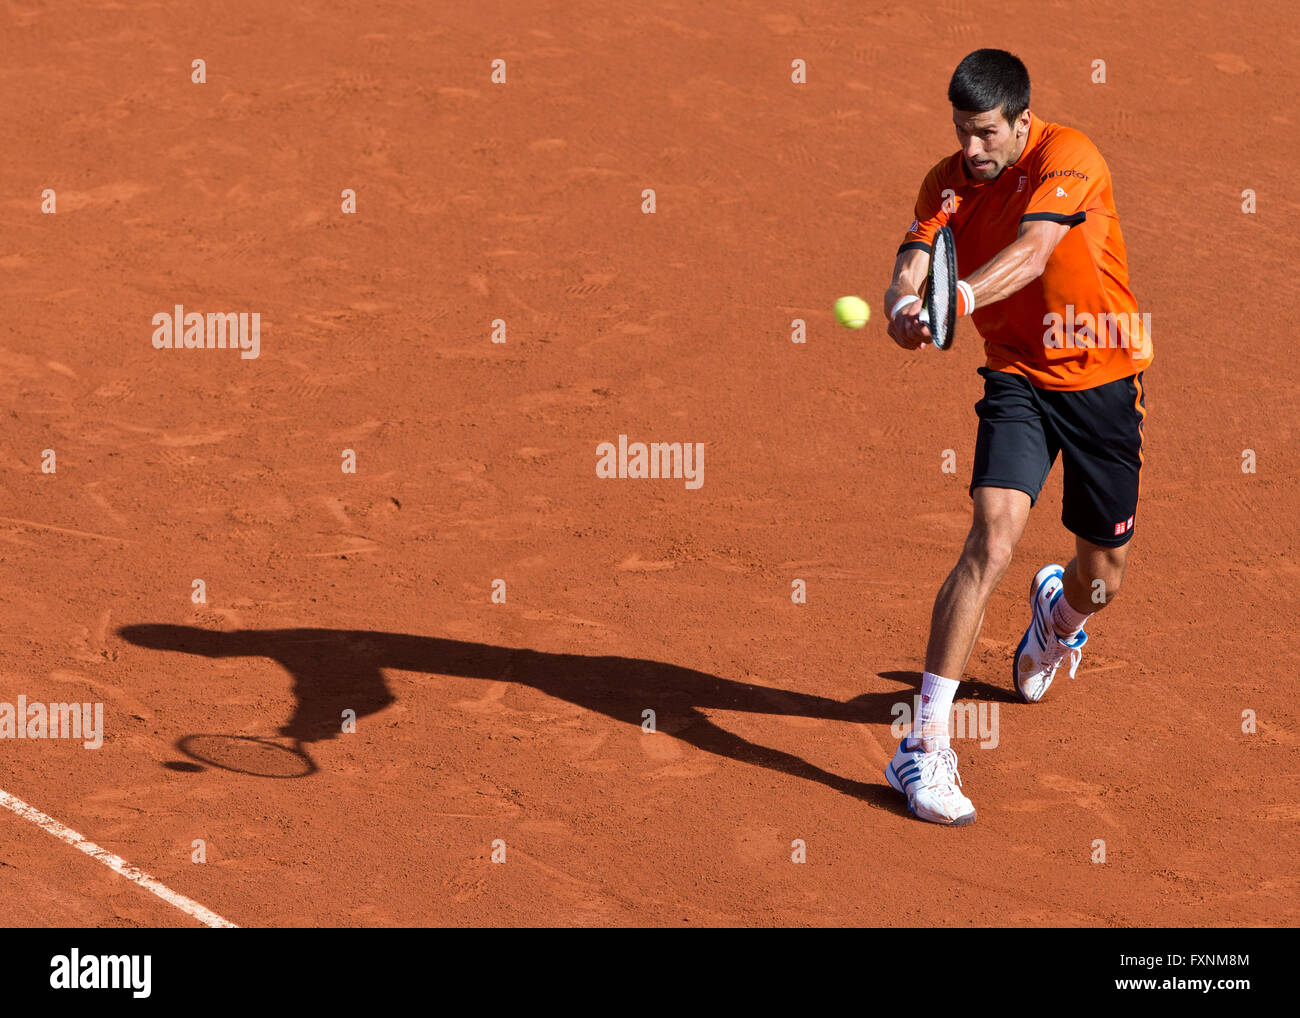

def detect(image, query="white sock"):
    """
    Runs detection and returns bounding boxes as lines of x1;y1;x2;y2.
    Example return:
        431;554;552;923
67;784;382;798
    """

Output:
911;671;959;751
1051;593;1092;640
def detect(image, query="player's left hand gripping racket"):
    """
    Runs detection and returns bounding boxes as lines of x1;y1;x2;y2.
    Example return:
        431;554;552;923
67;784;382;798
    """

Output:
917;225;958;351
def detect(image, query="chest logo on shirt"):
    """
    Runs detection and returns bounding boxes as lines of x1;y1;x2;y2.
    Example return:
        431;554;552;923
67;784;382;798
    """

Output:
1056;187;1068;197
1016;175;1027;192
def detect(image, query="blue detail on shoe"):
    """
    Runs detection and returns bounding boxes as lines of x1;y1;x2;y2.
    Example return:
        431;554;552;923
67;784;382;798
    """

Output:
1034;576;1061;650
1045;589;1062;641
887;740;975;826
891;746;925;791
888;761;920;818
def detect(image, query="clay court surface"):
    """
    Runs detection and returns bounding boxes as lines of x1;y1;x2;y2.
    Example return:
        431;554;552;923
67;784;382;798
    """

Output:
0;1;1297;927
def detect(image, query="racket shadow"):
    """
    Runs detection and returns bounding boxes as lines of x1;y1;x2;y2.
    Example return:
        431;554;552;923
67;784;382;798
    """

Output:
177;733;317;778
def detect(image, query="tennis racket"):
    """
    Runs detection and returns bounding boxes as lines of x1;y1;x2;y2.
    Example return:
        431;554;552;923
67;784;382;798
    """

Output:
917;225;958;351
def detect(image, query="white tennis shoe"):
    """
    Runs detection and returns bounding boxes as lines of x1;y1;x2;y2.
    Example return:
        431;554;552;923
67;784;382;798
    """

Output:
1014;564;1087;703
885;738;976;826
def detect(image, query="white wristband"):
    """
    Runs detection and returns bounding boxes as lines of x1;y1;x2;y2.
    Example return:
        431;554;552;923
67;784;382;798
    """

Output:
890;295;921;320
956;279;975;316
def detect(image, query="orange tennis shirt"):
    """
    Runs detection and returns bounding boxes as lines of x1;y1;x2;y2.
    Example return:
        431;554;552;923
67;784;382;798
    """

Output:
899;115;1152;391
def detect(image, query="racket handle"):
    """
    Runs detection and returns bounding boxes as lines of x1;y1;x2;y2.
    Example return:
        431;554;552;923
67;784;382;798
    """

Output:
917;308;930;325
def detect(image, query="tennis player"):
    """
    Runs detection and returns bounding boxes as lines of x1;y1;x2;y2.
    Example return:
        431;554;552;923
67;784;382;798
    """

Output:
881;49;1152;825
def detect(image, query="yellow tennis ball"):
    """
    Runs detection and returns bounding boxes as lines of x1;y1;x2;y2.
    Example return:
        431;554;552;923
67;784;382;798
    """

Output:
835;295;870;329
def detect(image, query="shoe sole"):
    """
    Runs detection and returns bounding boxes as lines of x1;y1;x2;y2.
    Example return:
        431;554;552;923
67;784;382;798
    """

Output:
1012;628;1035;703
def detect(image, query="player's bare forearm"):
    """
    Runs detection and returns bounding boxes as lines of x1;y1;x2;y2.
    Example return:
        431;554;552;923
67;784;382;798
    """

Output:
884;248;933;349
964;219;1070;309
883;248;929;312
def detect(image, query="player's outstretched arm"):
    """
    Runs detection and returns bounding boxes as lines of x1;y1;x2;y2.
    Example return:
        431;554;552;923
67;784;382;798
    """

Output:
964;219;1070;309
884;248;933;350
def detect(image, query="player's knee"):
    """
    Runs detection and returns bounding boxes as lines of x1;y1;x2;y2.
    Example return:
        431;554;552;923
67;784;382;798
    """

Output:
963;525;1016;583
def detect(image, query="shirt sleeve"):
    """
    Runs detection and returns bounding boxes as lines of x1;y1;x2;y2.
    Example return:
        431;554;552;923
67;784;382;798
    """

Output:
897;161;953;256
1022;129;1107;227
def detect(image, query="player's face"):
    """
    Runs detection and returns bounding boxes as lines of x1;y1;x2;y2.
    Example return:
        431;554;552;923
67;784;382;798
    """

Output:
953;108;1030;180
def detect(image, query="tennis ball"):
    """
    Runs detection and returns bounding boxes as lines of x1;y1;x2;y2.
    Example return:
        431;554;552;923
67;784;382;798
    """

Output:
835;295;870;329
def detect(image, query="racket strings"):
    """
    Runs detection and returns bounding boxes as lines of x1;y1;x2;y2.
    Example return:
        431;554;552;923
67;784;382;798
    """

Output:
931;232;953;348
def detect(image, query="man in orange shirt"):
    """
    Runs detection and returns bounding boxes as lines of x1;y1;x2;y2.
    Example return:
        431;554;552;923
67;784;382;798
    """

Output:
881;49;1151;825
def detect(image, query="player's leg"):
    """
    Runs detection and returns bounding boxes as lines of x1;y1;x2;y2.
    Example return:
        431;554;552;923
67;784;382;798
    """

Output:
887;489;1030;827
924;485;1032;684
1014;371;1145;702
886;369;1052;826
918;369;1052;738
1061;536;1130;618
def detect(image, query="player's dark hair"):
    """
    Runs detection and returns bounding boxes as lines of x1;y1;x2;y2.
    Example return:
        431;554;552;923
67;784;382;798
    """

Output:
948;49;1031;124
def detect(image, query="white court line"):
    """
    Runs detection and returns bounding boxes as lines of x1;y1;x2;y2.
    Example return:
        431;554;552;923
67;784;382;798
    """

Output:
0;788;237;929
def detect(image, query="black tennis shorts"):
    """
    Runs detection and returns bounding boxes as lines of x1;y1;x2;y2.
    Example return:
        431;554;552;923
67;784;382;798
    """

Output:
970;367;1147;547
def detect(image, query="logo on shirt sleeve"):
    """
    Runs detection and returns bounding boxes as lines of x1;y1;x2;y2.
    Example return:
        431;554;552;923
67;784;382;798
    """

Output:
1040;169;1090;184
909;219;919;233
1055;186;1068;198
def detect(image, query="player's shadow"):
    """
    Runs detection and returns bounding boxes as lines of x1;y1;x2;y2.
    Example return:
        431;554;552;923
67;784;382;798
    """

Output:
876;670;1021;705
114;625;978;813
